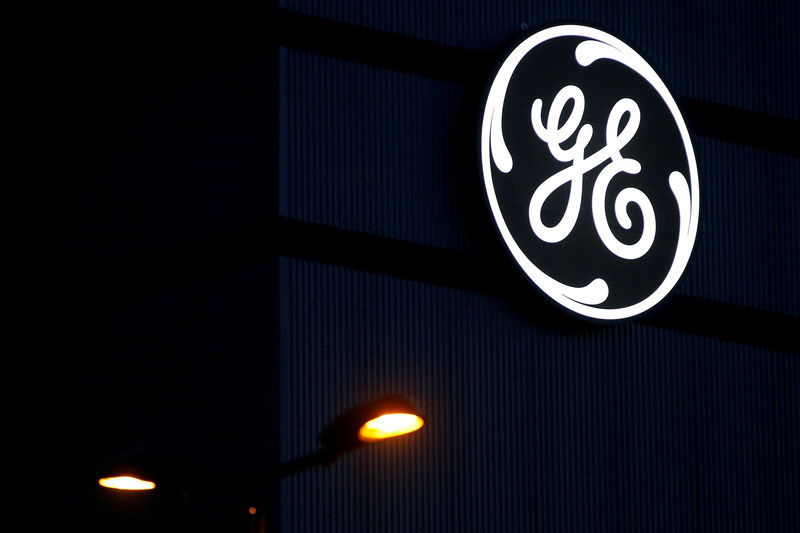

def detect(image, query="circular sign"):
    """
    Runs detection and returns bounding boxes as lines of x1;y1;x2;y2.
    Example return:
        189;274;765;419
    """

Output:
480;25;699;320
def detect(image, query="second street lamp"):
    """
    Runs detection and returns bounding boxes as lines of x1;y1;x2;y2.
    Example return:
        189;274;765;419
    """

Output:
98;395;425;530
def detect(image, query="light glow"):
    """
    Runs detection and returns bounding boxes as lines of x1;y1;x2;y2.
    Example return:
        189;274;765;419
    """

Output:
98;476;156;491
358;413;424;442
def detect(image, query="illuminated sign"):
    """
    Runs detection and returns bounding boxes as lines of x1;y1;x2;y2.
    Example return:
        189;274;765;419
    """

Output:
480;25;699;320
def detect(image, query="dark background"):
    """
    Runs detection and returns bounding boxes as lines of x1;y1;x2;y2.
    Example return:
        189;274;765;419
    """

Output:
9;1;799;532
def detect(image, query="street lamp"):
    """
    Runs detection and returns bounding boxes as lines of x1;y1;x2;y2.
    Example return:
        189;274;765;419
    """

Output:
318;394;424;454
97;451;197;493
98;395;424;529
98;476;156;491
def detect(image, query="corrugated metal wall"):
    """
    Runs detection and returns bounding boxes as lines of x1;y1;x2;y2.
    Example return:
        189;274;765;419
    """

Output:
280;49;471;251
281;0;799;119
278;2;799;532
681;138;800;315
281;260;798;532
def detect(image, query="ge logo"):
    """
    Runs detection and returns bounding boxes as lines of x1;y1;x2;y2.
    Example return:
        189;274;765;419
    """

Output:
480;25;699;320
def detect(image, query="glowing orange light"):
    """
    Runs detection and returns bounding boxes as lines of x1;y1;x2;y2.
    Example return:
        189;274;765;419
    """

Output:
357;413;424;442
249;506;258;515
98;476;156;491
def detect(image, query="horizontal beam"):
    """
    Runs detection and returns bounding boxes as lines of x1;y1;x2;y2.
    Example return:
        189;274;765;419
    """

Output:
280;218;799;353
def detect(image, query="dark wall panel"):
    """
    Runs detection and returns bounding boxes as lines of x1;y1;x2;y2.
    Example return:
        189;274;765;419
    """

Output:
280;0;799;119
280;259;798;532
280;48;472;250
680;137;800;315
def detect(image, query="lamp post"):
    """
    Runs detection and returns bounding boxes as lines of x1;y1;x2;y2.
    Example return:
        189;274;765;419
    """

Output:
98;395;424;531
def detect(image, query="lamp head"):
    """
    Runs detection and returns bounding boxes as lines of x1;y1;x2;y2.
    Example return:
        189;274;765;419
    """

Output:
97;453;197;492
98;475;156;491
318;395;424;454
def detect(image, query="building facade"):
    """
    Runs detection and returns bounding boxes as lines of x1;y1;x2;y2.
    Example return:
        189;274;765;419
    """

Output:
12;1;798;532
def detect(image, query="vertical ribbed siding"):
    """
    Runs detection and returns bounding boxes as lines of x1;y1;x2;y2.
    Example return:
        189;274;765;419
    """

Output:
277;4;799;531
693;342;781;532
281;0;798;119
680;137;800;315
281;48;473;251
774;353;800;530
280;259;798;532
